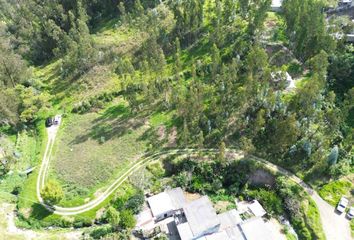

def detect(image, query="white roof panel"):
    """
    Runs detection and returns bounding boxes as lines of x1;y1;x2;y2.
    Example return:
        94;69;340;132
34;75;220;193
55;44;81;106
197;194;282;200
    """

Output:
147;192;174;217
217;209;242;230
177;222;194;240
240;218;274;240
248;200;266;217
183;196;220;237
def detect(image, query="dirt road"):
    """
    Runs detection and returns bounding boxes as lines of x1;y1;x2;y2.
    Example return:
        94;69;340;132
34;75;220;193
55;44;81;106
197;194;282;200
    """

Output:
36;123;352;239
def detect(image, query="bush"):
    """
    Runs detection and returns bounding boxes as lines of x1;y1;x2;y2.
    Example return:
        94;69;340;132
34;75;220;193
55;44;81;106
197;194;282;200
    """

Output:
125;190;145;214
40;180;64;205
73;216;92;228
119;210;136;230
245;188;284;216
89;226;113;239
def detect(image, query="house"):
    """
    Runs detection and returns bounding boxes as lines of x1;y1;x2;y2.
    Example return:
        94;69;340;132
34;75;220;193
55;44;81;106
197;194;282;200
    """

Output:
147;187;186;221
271;0;283;12
181;196;221;239
143;189;276;240
239;217;274;240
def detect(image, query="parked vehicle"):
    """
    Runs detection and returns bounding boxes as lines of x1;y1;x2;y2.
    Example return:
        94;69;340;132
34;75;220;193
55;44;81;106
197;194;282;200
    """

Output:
53;115;61;125
347;207;354;219
336;197;349;213
45;117;53;127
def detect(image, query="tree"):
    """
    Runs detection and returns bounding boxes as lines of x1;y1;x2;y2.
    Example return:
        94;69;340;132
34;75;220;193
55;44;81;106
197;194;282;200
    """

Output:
41;180;64;205
283;0;335;61
174;38;182;80
327;145;339;166
0;27;29;88
125;190;144;214
119;210;136;230
211;44;221;81
105;206;120;230
196;130;204;148
219;141;226;162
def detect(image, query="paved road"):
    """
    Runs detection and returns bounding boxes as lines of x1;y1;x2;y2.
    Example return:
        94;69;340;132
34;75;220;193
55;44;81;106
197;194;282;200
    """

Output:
36;124;352;239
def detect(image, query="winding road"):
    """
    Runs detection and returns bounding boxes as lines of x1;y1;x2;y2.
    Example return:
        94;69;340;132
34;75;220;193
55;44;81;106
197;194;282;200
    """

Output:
36;122;352;240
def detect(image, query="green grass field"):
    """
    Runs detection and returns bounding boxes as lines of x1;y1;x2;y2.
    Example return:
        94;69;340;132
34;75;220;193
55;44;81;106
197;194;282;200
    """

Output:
50;99;149;205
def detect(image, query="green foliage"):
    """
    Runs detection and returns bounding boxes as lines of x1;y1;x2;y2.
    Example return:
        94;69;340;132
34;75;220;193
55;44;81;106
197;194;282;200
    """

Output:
327;145;339;166
104;206;120;229
147;162;165;178
125;190;145;214
40;180;64;205
318;180;353;206
276;177;325;240
89;226;113;239
282;0;335;61
245;188;284;216
119;210;136;230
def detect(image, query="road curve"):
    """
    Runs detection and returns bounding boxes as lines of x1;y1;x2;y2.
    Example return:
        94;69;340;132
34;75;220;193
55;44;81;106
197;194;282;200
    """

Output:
36;124;351;240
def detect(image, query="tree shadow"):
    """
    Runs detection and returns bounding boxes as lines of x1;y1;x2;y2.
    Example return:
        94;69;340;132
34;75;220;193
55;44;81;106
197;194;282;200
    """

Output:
29;203;53;220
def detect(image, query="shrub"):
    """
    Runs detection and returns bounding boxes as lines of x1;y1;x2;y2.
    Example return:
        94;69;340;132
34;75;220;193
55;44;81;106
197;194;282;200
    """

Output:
89;226;112;239
125;190;145;214
40;180;64;205
245;188;284;216
73;216;92;228
119;210;136;230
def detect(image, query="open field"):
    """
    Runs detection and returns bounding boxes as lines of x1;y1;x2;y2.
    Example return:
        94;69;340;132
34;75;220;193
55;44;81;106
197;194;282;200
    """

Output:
50;99;149;205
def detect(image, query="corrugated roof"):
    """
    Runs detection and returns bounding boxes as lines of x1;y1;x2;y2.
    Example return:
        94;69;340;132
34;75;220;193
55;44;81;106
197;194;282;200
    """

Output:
217;209;242;230
183;196;220;237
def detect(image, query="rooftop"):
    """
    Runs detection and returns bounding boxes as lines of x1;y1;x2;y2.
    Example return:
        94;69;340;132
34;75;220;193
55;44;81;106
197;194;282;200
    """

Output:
248;200;267;217
217;209;243;230
147;191;174;218
147;187;186;218
176;222;194;240
240;217;274;240
183;196;220;237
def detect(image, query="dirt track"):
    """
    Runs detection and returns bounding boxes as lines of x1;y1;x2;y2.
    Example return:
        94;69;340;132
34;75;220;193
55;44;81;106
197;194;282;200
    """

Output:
36;123;352;239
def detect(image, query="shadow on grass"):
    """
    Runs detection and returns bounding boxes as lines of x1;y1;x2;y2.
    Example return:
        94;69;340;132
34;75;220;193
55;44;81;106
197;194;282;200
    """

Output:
69;104;146;145
30;203;53;220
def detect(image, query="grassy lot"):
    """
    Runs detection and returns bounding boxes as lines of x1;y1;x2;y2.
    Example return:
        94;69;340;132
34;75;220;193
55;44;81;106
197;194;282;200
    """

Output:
50;99;149;206
318;179;353;206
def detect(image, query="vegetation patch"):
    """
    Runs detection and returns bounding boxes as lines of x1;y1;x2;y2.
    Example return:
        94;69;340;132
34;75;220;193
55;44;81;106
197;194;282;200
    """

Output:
318;179;353;206
50;102;148;205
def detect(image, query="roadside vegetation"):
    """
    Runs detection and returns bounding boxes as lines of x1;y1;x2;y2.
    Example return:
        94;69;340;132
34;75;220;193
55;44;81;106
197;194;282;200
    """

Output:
318;178;353;206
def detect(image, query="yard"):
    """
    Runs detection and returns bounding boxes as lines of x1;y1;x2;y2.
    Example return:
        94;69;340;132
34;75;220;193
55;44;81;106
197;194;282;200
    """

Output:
49;99;149;206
